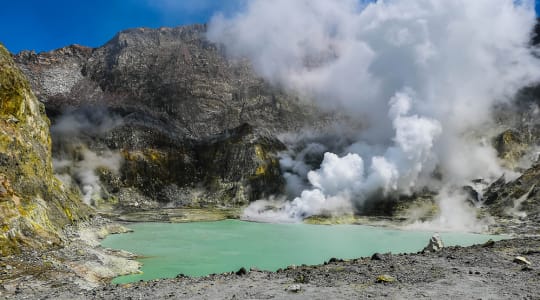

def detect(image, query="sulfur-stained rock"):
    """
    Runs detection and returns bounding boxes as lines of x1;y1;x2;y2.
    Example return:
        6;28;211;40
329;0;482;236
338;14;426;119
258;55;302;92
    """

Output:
483;164;540;218
494;129;528;169
0;43;89;255
376;274;396;283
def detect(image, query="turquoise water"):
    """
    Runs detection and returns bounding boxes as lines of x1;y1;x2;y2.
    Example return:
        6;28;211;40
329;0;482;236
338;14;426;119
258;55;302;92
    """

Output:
102;220;503;283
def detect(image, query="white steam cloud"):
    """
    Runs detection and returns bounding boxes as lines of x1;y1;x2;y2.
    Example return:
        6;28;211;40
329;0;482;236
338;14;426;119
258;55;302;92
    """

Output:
208;0;540;229
51;109;124;207
54;148;122;206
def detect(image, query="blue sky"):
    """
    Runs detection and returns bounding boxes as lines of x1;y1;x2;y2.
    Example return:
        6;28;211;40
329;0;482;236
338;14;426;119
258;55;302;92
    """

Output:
0;0;243;53
0;0;539;54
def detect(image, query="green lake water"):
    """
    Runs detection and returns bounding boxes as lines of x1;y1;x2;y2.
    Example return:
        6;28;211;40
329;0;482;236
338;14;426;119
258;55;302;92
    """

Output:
101;220;504;284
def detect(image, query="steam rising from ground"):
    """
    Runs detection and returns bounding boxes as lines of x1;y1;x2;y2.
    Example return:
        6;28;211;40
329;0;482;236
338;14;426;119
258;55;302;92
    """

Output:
208;0;540;230
54;149;122;206
51;109;123;206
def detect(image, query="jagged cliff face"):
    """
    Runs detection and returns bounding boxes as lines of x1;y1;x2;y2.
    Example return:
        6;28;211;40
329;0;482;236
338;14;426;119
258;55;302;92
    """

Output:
0;44;89;255
14;25;326;210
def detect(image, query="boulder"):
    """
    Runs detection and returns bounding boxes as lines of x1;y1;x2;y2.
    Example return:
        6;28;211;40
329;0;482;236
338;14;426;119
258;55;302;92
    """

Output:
423;234;444;252
235;267;247;276
371;253;383;261
482;239;496;248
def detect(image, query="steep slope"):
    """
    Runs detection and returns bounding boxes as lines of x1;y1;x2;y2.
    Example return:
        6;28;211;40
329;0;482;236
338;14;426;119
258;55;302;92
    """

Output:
0;44;89;255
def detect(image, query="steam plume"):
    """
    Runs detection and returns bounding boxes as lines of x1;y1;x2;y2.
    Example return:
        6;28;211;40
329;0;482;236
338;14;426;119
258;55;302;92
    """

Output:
208;0;540;228
54;148;122;206
51;108;124;206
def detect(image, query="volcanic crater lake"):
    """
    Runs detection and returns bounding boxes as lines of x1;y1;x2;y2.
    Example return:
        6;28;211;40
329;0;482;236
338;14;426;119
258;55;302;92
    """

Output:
102;220;503;283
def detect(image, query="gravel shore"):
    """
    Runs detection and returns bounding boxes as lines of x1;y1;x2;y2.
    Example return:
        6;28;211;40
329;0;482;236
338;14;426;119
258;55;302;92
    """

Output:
1;218;539;300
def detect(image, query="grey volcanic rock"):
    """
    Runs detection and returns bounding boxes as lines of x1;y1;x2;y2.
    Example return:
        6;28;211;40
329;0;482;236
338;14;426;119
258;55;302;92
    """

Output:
483;163;540;223
15;44;94;107
423;234;444;253
14;25;328;209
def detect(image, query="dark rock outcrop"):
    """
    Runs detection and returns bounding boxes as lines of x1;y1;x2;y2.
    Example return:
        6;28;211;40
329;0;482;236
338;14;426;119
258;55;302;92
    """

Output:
110;122;286;209
483;163;540;220
0;44;89;255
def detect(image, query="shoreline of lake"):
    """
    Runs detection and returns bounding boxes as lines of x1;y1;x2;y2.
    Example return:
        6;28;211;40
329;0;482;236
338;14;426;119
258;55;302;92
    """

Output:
1;213;538;299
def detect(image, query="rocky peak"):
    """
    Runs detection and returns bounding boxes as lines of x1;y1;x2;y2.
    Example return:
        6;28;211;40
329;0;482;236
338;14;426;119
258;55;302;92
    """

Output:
16;44;93;64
